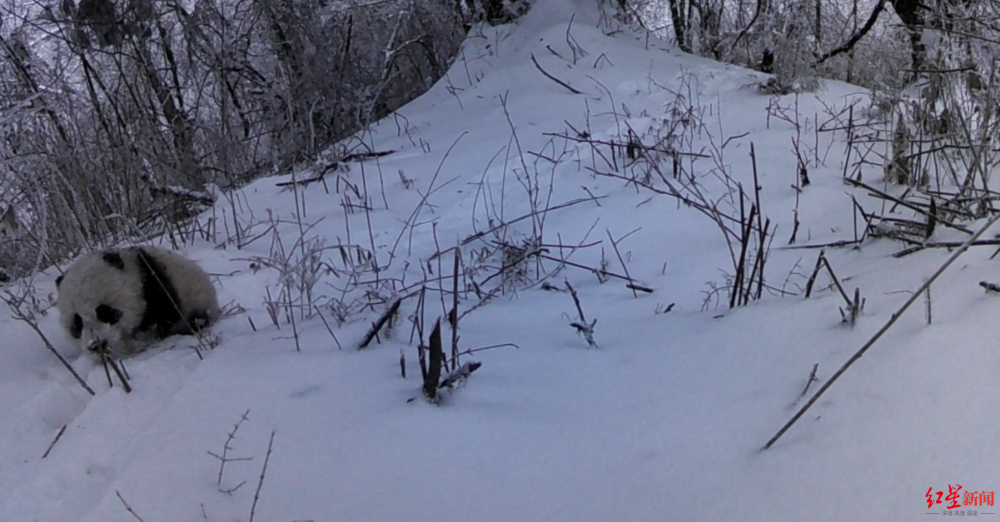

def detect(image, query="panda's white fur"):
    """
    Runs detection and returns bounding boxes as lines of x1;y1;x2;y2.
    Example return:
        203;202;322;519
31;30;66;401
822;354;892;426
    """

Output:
57;246;220;354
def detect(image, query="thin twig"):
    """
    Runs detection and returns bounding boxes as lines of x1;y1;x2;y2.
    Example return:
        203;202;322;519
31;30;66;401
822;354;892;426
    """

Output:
116;491;147;522
564;280;597;348
456;343;520;357
796;363;820;401
103;350;132;393
780;239;863;250
41;425;67;459
492;241;634;283
530;54;583;94
546;132;711;158
459;196;603;248
607;229;638;298
249;431;276;522
313;305;343;350
450;248;460;371
207;409;253;488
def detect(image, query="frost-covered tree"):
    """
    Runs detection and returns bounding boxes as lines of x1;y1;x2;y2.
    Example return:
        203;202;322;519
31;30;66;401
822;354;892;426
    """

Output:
625;0;911;91
0;0;469;276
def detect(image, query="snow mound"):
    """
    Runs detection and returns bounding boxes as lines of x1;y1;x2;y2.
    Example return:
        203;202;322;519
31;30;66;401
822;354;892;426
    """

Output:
2;0;996;520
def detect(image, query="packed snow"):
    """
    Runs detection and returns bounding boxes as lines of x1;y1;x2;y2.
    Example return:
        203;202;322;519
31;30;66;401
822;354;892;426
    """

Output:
2;0;998;520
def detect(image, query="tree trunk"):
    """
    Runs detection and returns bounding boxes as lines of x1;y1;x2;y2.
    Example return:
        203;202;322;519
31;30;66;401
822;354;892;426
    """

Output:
132;37;202;188
669;0;690;53
890;0;924;73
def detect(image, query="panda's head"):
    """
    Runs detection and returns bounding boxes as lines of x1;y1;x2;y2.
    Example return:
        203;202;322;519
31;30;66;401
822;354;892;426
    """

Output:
56;250;147;354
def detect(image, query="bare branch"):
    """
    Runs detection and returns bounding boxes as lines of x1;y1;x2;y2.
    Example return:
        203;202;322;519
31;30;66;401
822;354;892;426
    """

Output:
816;0;888;64
530;54;583;95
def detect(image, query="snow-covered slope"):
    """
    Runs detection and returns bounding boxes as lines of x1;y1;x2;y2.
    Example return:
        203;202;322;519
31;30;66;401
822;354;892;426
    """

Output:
2;1;998;520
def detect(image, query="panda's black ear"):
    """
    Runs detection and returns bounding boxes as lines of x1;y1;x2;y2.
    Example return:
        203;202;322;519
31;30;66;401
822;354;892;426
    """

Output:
96;304;123;325
71;313;83;339
102;252;125;270
55;275;64;288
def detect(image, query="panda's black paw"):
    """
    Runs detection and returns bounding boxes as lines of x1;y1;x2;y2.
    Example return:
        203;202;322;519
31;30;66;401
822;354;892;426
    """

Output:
187;310;211;332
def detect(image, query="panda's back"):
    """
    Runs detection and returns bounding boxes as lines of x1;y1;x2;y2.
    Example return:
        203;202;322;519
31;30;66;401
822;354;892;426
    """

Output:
132;246;220;336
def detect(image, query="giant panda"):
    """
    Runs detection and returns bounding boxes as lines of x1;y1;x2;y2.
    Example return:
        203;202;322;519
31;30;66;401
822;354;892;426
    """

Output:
56;246;221;355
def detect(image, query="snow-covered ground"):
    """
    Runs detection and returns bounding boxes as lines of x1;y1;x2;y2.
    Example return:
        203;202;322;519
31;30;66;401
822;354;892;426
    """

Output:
2;1;998;520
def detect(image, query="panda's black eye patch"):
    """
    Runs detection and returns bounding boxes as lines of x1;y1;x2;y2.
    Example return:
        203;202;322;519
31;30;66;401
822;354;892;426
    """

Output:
102;252;125;270
55;275;64;288
71;314;83;339
96;304;123;325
